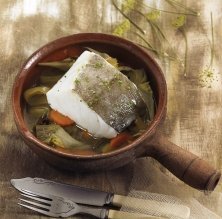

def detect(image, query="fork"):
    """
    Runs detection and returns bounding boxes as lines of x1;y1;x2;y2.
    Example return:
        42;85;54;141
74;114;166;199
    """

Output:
18;189;164;219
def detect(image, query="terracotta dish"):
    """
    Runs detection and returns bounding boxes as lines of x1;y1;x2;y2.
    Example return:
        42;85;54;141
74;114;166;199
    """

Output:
12;33;221;191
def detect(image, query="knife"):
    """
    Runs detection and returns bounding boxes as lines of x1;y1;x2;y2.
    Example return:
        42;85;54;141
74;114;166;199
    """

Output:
11;177;190;219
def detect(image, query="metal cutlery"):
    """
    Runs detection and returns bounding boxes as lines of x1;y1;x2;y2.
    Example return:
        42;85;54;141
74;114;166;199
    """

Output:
18;189;163;219
12;177;190;218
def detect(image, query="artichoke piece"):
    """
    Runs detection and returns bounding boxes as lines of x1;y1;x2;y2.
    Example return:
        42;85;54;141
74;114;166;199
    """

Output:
36;124;90;149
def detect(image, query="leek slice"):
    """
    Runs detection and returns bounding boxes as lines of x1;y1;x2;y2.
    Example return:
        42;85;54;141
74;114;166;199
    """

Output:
40;73;63;87
24;86;50;106
138;83;155;119
38;58;75;71
28;106;49;117
36;124;90;149
121;67;148;84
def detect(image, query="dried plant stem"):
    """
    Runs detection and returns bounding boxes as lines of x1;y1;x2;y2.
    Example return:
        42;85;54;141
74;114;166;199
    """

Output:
111;0;146;35
134;32;176;60
180;27;188;77
132;32;157;53
199;12;216;88
209;12;214;69
140;2;198;17
133;10;180;61
150;21;167;41
164;0;199;16
133;9;167;41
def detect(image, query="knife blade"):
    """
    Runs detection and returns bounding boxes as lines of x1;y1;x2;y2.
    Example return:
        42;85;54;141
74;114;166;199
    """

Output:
11;177;190;219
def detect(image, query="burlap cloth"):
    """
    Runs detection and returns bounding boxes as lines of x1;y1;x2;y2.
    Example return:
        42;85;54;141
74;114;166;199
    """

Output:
0;0;222;218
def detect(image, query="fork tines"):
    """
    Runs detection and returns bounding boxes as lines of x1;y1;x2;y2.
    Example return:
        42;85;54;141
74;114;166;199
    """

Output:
18;190;53;217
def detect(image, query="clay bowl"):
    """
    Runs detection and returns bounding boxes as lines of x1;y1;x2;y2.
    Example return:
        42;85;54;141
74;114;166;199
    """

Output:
12;33;220;191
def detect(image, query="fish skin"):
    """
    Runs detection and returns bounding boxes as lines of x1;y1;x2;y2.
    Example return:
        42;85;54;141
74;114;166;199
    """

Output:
74;52;147;133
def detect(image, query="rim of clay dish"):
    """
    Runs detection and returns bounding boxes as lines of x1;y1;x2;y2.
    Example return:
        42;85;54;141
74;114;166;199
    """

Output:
12;33;167;160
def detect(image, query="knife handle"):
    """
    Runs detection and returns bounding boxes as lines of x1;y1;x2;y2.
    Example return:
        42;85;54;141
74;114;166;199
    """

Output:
107;209;164;219
112;194;190;219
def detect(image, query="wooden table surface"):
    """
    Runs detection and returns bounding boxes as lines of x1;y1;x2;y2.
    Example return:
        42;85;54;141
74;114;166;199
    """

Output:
0;0;222;218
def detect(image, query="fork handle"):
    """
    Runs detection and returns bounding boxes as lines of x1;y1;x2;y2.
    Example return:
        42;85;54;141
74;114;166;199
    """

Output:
107;210;165;219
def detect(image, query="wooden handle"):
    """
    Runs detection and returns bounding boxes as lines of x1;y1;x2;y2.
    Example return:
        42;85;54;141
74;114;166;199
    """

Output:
145;131;221;191
107;209;164;219
112;194;190;219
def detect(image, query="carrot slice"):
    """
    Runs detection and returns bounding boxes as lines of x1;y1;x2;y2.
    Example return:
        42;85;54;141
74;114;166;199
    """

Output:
82;130;92;140
101;143;113;153
110;132;132;148
49;110;75;126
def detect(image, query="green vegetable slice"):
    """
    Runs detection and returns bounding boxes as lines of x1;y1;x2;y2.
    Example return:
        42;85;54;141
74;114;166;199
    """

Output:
35;124;90;149
40;73;63;87
138;83;155;119
28;106;49;117
121;67;148;84
24;86;50;106
38;58;75;71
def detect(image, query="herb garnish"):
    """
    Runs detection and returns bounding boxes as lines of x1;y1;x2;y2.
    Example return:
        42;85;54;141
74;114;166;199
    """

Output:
74;78;80;85
94;62;103;69
172;15;187;77
112;0;199;78
199;12;218;88
113;20;131;37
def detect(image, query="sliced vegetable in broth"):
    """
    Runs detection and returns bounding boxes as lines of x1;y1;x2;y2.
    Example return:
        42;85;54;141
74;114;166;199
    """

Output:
36;124;90;149
24;86;49;106
38;58;75;71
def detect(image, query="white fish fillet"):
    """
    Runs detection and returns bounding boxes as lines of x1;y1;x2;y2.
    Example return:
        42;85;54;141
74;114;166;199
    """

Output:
46;51;118;138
